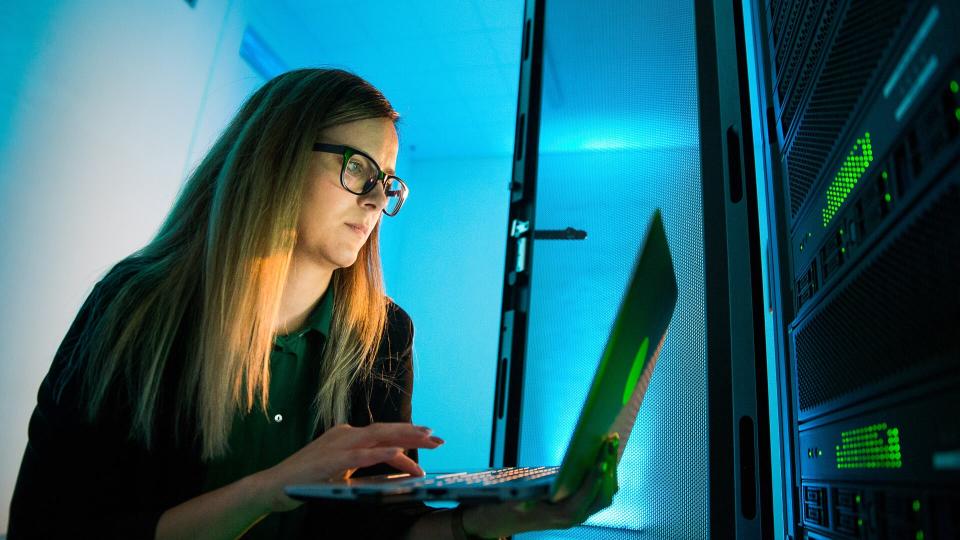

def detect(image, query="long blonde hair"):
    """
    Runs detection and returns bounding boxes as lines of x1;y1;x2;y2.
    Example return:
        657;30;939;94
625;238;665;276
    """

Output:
61;69;397;459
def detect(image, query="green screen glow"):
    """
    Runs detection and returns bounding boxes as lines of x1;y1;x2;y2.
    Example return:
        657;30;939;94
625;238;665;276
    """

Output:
835;422;902;469
822;132;874;227
622;337;649;405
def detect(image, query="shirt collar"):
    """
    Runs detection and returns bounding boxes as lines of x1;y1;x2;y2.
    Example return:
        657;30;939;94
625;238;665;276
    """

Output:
275;288;334;347
303;287;334;339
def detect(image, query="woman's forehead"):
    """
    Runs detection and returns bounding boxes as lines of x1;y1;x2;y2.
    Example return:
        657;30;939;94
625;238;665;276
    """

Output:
321;118;398;170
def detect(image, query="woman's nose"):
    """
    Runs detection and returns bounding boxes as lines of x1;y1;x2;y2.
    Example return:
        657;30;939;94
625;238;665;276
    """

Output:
359;180;388;212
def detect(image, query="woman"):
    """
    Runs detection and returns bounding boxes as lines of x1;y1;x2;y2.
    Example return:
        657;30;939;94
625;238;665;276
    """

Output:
9;68;618;539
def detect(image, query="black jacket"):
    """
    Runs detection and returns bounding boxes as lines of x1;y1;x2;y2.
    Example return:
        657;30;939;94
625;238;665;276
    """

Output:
8;265;434;539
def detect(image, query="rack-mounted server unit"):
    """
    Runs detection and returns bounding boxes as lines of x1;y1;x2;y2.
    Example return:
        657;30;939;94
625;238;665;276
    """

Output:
751;0;960;538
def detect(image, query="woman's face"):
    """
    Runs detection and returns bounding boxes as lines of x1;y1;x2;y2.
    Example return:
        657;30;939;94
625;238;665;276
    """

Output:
296;117;399;270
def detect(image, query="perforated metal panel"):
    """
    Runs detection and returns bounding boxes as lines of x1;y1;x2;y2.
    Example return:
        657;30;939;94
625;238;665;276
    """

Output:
514;0;707;537
779;0;907;219
777;0;839;131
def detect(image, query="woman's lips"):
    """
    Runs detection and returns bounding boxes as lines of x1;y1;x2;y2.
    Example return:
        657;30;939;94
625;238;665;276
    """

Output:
345;223;368;235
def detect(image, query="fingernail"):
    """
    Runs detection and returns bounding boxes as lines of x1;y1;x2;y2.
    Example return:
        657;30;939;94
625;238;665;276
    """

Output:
429;436;445;445
415;425;432;434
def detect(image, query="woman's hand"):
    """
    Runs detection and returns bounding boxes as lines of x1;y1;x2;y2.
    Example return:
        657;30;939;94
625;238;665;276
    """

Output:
255;422;444;513
461;434;620;538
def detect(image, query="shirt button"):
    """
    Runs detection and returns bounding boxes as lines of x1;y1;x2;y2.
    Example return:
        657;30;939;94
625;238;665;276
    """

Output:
274;414;283;423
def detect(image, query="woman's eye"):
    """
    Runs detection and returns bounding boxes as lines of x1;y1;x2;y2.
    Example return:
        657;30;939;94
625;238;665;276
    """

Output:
346;160;363;175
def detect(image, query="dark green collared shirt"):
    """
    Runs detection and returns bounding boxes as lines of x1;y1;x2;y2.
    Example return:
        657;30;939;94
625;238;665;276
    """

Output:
202;290;334;538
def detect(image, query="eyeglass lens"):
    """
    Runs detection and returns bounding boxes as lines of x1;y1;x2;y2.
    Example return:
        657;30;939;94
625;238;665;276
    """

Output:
383;177;404;216
342;152;404;215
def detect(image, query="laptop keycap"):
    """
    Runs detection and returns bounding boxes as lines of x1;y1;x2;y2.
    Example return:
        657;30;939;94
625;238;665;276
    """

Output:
410;466;559;488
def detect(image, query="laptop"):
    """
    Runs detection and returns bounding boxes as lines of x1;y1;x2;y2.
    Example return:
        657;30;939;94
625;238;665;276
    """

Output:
286;209;678;504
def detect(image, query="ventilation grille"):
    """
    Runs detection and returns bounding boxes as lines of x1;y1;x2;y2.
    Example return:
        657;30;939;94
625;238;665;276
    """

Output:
779;0;907;219
772;0;810;79
794;186;960;412
778;0;840;130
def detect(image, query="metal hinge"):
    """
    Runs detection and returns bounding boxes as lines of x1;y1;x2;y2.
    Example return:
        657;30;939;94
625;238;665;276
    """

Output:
514;237;528;273
510;219;530;273
510;219;530;238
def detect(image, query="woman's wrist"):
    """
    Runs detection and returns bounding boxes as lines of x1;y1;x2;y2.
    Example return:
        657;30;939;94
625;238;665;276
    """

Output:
453;505;480;539
247;466;300;514
458;504;505;539
156;471;278;540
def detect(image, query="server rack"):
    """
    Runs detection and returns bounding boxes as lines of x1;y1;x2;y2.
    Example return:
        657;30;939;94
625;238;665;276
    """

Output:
749;0;960;538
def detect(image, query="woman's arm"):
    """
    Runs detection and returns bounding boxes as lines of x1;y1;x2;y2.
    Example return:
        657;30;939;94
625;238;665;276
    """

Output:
155;471;273;540
8;278;170;539
156;423;441;540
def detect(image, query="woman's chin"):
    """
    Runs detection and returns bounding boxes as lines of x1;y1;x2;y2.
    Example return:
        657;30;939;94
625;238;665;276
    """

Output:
296;246;360;271
329;250;361;269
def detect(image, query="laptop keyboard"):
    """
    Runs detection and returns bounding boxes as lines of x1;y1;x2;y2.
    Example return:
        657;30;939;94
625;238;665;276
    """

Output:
412;466;559;488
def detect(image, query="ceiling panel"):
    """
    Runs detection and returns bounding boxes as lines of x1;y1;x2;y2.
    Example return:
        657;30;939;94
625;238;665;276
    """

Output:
275;0;524;159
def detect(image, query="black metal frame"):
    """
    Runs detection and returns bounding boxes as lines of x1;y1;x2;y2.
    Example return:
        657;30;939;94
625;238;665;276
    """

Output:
489;0;544;469
743;0;801;537
695;0;772;536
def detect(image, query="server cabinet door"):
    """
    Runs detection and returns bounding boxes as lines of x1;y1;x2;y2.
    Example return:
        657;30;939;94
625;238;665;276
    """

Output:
694;0;774;537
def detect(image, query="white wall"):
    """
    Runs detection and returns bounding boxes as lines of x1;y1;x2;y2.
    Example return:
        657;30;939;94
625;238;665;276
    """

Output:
0;0;265;531
379;155;510;472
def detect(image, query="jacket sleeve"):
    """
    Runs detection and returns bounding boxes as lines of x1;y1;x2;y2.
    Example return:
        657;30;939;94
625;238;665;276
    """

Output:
7;275;180;540
303;302;441;539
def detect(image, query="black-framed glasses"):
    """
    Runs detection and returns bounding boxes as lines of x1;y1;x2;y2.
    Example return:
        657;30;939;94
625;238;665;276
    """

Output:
312;143;409;216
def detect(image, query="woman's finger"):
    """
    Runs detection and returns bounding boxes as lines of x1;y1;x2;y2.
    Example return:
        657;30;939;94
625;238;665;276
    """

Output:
384;450;426;477
586;460;619;515
594;440;621;512
562;464;605;518
325;446;407;475
533;462;604;530
333;447;425;478
556;438;619;522
337;422;440;449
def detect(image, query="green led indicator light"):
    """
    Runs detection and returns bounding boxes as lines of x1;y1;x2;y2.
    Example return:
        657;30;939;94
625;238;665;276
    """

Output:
917;531;924;540
951;80;959;93
856;495;862;504
841;247;846;254
885;193;892;203
836;422;902;469
955;107;960;121
858;518;864;527
823;132;874;227
913;499;921;512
